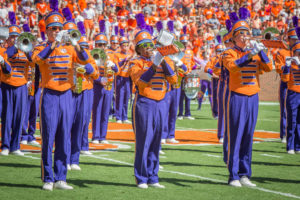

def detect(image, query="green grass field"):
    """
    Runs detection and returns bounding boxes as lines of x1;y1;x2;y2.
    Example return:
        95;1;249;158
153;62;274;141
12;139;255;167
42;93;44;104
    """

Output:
1;102;300;200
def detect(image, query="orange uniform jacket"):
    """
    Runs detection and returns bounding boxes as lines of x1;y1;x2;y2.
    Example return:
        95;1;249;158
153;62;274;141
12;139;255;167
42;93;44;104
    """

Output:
115;51;132;77
181;49;195;73
223;48;273;96
281;64;300;93
32;43;89;92
275;48;291;74
2;49;31;87
80;51;99;91
129;57;177;101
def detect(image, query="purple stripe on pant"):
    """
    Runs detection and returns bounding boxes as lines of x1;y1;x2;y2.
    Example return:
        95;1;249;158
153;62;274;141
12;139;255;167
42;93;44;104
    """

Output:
1;83;27;151
68;90;89;165
92;84;113;141
198;80;212;111
217;80;225;139
279;81;288;139
162;87;181;139
285;90;300;151
115;76;130;121
211;77;219;118
41;89;73;183
227;91;258;182
222;82;229;164
133;94;166;184
81;89;93;151
22;88;41;142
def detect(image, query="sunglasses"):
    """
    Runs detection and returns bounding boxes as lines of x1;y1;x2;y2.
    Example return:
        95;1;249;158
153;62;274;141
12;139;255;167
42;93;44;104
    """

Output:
49;26;63;31
138;42;154;48
96;43;107;47
237;30;250;36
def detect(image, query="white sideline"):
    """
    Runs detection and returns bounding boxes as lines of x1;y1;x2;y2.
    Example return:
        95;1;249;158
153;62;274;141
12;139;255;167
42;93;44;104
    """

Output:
260;154;282;158
20;152;300;199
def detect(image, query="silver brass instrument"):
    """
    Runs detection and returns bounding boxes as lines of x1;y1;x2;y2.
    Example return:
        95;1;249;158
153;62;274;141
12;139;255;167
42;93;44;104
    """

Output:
16;32;36;53
91;48;107;66
0;27;9;41
63;29;81;44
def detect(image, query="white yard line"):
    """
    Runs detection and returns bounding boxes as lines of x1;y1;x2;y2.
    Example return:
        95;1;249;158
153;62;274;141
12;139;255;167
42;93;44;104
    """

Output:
204;154;221;158
19;153;300;199
260;154;282;158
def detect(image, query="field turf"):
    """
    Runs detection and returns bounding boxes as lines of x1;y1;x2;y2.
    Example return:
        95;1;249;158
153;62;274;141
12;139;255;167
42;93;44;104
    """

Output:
0;102;300;200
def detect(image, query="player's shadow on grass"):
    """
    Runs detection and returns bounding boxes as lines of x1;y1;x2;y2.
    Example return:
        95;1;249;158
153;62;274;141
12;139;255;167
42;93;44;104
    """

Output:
166;148;221;154
80;162;131;168
68;179;136;188
0;182;40;189
252;161;300;167
252;177;300;184
160;161;224;168
0;162;39;168
159;177;225;187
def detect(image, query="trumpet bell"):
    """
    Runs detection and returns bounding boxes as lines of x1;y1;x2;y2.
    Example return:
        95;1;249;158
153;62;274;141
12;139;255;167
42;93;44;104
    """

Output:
69;29;81;42
16;32;36;53
91;48;107;66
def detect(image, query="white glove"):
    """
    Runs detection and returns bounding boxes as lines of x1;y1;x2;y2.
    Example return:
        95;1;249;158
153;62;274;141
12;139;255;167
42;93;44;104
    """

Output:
101;77;107;86
55;30;68;43
106;60;115;68
0;55;4;65
292;57;300;65
27;81;32;88
70;38;78;46
285;57;293;66
152;51;164;66
256;43;266;52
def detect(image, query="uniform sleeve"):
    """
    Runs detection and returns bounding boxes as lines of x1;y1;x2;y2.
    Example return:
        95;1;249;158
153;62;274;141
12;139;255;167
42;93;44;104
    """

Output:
85;51;99;80
162;60;177;84
223;49;247;73
274;50;285;74
129;61;150;90
74;48;89;65
32;45;50;66
281;65;290;82
257;51;273;72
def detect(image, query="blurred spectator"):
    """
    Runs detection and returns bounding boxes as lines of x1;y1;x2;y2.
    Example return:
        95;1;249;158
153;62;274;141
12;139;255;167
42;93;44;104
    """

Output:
252;14;262;36
36;0;48;21
83;1;97;41
206;14;220;35
181;0;192;16
74;11;84;24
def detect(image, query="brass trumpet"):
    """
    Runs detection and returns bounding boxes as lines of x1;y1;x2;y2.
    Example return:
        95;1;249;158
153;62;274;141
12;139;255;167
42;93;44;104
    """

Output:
91;48;107;66
16;32;36;53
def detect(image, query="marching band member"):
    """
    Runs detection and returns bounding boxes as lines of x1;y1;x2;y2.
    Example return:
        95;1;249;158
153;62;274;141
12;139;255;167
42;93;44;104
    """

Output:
129;22;177;188
20;24;40;146
210;35;225;142
0;12;31;156
281;28;300;154
61;8;98;171
220;19;235;164
274;16;299;143
92;20;119;144
107;27;119;120
223;9;272;187
178;26;196;120
161;21;188;144
204;41;221;119
32;0;89;190
78;22;99;155
115;29;133;124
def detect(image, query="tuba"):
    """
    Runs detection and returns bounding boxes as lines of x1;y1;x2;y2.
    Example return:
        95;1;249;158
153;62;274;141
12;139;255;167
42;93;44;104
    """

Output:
16;32;36;53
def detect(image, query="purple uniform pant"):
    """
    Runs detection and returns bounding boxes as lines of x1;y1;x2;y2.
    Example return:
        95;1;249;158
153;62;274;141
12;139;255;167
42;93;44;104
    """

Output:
92;84;113;141
22;88;41;142
285;90;300;151
115;76;130;121
178;89;191;117
279;81;288;139
211;77;219;118
133;94;166;184
81;89;93;151
217;80;225;139
162;88;181;139
222;82;229;164
68;90;89;165
227;91;258;182
198;80;212;111
40;89;73;183
1;83;27;151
